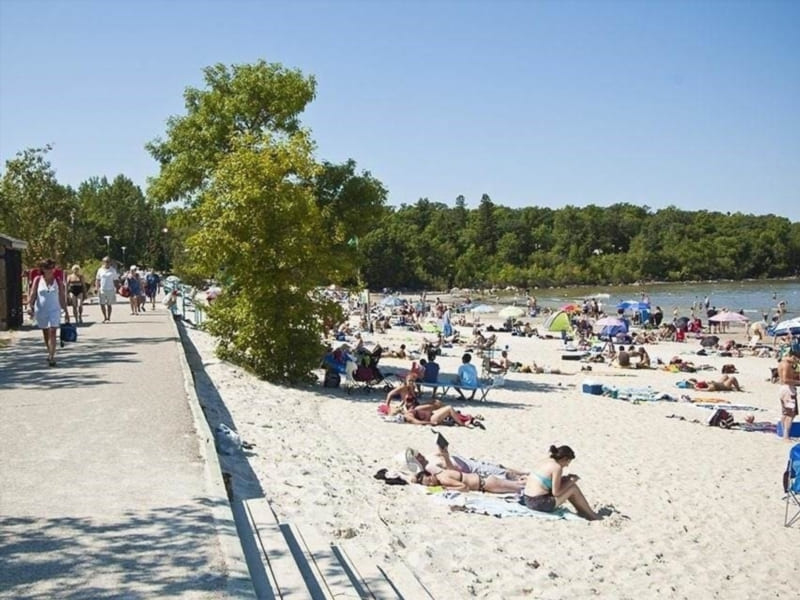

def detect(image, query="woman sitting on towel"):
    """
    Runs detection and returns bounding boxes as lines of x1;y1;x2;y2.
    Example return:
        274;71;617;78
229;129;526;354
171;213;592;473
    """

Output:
414;467;524;494
523;445;600;521
384;379;420;412
634;346;651;369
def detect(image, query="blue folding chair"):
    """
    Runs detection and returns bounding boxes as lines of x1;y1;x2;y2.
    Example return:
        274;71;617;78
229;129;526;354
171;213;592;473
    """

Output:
783;443;800;527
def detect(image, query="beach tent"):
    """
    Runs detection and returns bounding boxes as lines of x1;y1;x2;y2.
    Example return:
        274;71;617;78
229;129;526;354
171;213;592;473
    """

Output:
617;300;649;311
543;310;573;333
593;316;628;338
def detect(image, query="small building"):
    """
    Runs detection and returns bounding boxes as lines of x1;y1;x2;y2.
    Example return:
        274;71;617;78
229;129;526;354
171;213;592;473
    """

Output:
0;233;28;330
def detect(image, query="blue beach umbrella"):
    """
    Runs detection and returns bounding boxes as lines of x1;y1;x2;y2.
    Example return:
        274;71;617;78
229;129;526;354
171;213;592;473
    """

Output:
773;317;800;336
617;300;649;311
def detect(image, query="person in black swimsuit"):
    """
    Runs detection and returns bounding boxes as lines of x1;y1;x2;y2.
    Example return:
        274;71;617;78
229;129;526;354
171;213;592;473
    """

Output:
66;265;87;323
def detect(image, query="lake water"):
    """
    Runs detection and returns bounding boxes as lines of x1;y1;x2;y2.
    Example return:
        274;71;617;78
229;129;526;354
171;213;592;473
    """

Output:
523;279;800;318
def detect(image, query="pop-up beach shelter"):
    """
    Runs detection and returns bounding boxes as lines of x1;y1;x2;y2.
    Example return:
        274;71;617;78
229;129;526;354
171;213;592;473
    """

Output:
543;310;573;333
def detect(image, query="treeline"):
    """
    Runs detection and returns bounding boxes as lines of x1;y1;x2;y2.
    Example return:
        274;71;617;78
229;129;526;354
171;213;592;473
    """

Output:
0;146;170;271
360;196;800;289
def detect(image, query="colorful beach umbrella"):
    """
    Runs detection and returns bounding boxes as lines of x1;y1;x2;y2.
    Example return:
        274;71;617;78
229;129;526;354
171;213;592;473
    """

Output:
709;311;749;323
499;306;525;319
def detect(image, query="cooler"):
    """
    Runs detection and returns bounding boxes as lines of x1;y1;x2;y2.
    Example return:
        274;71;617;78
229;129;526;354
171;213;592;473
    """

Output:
776;422;800;438
582;380;603;395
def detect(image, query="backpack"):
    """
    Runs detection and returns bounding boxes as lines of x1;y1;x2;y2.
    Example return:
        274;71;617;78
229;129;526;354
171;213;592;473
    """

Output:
323;370;341;388
708;408;734;429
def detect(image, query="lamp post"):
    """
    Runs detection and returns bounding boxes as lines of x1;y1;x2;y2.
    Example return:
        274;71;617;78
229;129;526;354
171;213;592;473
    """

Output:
121;246;127;266
103;235;111;256
161;228;169;271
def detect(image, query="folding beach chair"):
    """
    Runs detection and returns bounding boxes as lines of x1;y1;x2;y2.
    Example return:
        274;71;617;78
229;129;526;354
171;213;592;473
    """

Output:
783;443;800;527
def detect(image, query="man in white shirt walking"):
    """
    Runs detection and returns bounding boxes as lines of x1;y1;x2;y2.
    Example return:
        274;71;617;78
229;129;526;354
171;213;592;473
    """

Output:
94;256;119;323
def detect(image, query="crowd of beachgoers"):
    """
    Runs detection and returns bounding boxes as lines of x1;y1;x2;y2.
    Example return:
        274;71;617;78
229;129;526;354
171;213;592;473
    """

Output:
187;288;798;599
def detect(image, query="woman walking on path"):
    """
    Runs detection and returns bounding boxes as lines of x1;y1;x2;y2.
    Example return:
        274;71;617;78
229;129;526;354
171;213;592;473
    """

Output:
125;266;143;315
66;265;87;323
27;258;69;367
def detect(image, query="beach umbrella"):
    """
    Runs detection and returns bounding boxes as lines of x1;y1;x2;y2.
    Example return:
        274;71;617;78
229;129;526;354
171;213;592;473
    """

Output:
773;317;800;336
499;306;525;319
709;312;749;323
593;317;626;334
617;300;649;311
594;316;626;328
380;296;404;307
471;304;495;314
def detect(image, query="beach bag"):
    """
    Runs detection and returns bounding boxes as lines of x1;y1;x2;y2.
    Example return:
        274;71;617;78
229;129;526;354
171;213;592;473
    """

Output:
60;323;77;346
119;282;131;298
323;370;341;388
708;408;734;429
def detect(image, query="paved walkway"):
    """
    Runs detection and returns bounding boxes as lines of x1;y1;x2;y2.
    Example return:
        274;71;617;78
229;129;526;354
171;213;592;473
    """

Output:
0;299;253;599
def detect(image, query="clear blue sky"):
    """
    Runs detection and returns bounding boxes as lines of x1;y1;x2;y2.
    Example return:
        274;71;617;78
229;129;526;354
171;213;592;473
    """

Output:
1;0;798;220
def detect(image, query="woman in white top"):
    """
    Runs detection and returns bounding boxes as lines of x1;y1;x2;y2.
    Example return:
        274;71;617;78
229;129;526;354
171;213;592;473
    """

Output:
27;258;69;366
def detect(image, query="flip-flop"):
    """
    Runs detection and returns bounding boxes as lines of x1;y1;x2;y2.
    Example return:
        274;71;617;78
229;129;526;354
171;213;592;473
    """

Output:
405;448;423;474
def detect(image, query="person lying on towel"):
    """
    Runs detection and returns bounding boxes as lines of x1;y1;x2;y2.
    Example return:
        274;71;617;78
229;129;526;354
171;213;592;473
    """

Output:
407;443;527;481
409;446;524;494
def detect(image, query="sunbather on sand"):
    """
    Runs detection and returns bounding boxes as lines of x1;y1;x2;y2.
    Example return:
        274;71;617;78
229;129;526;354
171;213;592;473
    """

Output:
523;445;600;521
412;467;524;494
518;362;565;375
690;375;742;391
384;344;407;358
408;444;527;480
384;380;419;410
420;333;443;356
488;350;512;373
403;403;484;428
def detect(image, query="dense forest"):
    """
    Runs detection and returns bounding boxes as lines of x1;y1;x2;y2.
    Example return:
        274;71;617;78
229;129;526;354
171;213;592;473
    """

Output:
2;148;799;291
361;196;800;289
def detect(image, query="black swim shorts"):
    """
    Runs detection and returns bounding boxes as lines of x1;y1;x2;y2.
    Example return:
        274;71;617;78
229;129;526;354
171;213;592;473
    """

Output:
523;494;556;512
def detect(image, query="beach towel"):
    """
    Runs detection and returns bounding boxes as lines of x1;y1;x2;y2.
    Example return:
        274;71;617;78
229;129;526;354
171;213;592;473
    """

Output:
602;385;673;402
692;402;762;411
429;490;582;520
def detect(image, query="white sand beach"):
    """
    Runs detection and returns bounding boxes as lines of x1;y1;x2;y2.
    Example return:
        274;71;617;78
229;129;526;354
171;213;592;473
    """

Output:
184;309;797;599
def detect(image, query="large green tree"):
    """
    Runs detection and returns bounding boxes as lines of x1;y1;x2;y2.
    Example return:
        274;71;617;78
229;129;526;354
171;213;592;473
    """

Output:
0;146;77;266
148;61;349;382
